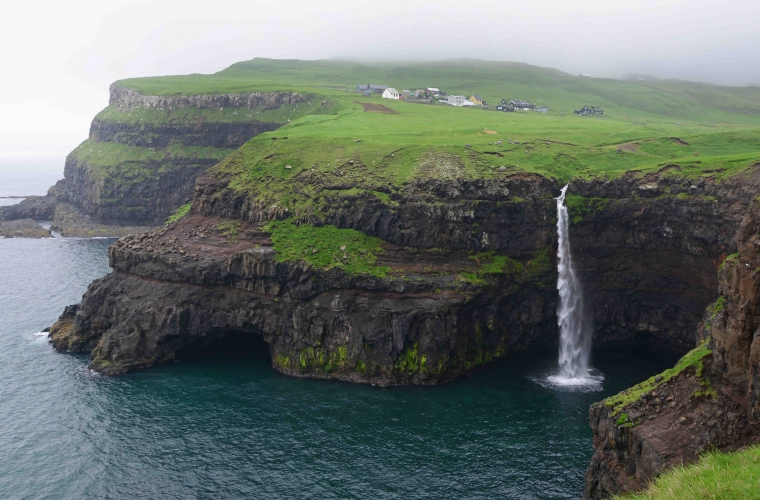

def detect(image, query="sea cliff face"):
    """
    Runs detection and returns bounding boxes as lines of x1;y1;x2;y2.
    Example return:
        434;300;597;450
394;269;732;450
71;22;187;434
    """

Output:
0;85;310;227
49;175;560;383
569;171;760;351
50;167;760;381
582;195;760;499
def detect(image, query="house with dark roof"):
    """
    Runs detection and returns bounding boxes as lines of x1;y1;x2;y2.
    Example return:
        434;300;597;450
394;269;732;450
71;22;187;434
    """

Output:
507;99;534;110
575;106;603;116
355;84;388;94
496;99;515;112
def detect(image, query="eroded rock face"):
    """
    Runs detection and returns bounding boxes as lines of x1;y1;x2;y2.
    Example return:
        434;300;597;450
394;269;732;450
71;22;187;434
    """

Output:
38;85;306;225
57;156;211;224
88;119;282;149
710;197;760;415
570;169;760;350
109;85;304;112
49;197;559;383
0;195;56;221
583;194;760;499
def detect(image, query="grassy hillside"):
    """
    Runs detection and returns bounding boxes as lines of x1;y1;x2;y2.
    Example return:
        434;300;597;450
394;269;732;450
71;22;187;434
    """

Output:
615;444;760;499
107;58;760;214
117;58;760;125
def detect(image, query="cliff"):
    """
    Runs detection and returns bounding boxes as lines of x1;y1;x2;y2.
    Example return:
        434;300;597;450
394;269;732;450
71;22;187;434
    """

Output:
49;162;760;381
49;174;559;383
0;84;325;227
582;196;760;499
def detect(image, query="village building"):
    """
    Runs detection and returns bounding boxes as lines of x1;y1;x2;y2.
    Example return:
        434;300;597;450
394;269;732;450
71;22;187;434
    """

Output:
382;87;400;100
507;99;534;110
574;105;603;116
496;99;515;112
446;95;474;107
355;84;388;94
469;94;483;105
426;87;441;97
401;90;412;100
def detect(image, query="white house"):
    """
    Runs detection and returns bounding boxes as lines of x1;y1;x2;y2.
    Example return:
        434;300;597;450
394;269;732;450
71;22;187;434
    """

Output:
426;87;440;96
446;95;474;107
382;88;400;100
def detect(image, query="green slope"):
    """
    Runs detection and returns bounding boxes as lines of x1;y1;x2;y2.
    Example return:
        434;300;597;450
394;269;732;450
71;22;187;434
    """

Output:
616;444;760;499
106;58;760;213
116;58;760;125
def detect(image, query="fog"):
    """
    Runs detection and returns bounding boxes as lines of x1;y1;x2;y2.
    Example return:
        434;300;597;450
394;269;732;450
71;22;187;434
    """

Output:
1;0;758;161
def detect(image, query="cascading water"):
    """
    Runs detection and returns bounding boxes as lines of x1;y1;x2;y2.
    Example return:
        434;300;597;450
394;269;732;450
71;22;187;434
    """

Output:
542;185;603;390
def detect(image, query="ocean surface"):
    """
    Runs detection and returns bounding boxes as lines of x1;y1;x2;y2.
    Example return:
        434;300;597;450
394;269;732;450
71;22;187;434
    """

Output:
0;159;62;206
0;235;679;500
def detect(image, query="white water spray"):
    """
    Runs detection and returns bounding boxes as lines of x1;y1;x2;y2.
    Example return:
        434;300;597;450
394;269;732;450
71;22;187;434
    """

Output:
545;185;601;389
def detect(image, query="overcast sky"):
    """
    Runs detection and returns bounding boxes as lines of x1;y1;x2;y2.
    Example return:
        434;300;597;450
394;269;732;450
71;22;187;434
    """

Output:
1;0;758;163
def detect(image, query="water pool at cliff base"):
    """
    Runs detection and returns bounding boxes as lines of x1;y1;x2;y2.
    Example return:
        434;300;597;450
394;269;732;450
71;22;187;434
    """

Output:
0;237;678;499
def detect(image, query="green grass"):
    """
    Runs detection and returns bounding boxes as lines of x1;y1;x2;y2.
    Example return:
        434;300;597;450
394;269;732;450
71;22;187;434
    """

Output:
70;139;232;170
459;251;525;284
565;194;610;224
91;59;760;210
117;58;760;125
616;444;760;499
166;203;191;224
265;219;390;277
604;341;712;416
209;95;759;201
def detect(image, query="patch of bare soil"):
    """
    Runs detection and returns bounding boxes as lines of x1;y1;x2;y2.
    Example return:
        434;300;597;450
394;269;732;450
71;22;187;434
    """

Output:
483;130;498;135
355;101;399;114
162;213;270;257
619;142;642;153
670;137;690;146
657;164;682;174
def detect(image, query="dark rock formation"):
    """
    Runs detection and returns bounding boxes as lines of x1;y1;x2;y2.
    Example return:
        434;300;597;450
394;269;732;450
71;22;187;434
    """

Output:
0;195;56;221
0;218;50;238
710;197;760;415
582;195;760;499
49;175;560;381
88;119;282;149
56;155;212;224
108;85;304;112
583;355;759;499
570;168;760;351
25;84;304;227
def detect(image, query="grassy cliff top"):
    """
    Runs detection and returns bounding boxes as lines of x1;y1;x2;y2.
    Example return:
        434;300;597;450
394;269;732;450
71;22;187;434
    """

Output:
116;58;760;124
107;58;759;196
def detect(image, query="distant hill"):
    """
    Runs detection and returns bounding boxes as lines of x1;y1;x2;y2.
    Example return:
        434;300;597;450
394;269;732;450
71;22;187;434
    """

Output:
117;58;760;125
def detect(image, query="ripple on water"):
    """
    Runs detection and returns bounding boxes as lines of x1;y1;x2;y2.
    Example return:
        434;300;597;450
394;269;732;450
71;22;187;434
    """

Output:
0;236;678;500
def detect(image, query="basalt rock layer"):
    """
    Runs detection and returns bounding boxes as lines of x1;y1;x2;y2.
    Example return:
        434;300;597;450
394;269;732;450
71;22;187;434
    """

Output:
570;168;760;351
582;195;760;499
49;175;560;383
6;84;308;227
51;167;760;384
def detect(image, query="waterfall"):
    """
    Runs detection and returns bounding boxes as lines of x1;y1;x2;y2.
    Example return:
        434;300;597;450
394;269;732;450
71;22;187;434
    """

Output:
552;185;592;382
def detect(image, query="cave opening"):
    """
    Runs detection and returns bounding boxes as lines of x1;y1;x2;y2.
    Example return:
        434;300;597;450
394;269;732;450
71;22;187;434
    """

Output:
172;328;272;363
